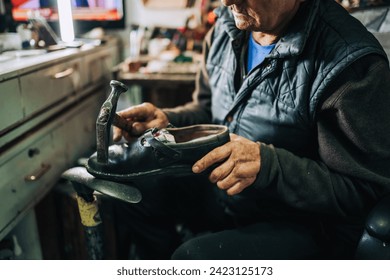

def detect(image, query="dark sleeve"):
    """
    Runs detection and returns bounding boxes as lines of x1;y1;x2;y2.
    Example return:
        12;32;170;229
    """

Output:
253;54;390;221
162;27;214;126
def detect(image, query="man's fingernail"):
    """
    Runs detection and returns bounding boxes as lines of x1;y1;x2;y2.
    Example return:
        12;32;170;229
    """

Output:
192;165;200;173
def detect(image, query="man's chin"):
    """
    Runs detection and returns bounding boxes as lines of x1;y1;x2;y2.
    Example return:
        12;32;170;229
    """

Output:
234;19;251;30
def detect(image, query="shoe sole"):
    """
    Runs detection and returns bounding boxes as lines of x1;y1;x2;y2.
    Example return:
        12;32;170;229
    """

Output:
86;164;196;182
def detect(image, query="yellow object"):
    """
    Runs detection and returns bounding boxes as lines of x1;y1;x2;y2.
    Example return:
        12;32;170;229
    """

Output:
76;195;102;227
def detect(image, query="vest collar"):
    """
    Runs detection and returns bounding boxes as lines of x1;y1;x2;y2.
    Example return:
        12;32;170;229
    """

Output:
214;0;320;58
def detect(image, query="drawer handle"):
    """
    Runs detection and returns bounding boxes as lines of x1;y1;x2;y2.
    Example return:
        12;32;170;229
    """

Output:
24;164;51;182
53;68;74;79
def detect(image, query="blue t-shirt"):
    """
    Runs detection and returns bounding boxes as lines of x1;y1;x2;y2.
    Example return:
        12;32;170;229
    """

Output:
247;34;275;73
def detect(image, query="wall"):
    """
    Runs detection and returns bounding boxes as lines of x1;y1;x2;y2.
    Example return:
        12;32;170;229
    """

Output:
106;0;203;59
125;0;201;28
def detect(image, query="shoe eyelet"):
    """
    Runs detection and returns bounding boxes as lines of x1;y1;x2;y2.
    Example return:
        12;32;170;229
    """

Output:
141;138;150;147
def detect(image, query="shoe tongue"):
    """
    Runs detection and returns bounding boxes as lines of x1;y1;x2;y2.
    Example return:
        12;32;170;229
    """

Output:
153;129;176;144
141;128;176;147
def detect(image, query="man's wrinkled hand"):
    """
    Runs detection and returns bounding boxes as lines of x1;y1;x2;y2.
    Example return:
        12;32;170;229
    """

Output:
192;134;261;195
112;102;169;142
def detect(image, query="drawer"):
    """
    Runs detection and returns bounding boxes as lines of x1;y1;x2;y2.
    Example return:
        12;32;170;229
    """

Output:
20;58;83;117
82;49;112;86
52;91;104;166
0;79;23;132
0;132;63;234
104;45;120;71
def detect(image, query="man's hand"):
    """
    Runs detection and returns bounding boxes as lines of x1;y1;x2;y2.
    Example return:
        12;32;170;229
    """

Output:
192;134;261;195
113;102;169;142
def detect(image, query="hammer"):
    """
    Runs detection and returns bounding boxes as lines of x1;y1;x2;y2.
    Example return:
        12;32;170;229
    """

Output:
96;80;130;164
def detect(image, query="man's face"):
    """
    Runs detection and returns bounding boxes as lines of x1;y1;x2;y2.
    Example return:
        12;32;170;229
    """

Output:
221;0;304;33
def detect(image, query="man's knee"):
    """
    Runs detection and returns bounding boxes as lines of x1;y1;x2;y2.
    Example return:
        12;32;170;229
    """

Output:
171;235;215;260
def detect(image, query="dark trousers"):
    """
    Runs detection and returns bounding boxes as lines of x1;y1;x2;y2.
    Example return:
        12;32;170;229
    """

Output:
116;175;361;260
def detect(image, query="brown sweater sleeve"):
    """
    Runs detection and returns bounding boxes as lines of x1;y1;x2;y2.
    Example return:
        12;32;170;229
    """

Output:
254;54;390;221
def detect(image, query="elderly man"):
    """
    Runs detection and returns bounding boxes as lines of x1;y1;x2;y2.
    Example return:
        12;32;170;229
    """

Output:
113;0;390;259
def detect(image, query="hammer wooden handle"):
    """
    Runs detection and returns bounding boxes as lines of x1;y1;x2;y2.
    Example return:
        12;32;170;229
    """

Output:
112;114;133;133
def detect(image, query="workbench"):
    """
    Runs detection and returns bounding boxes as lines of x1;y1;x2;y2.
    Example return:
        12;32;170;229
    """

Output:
113;57;198;108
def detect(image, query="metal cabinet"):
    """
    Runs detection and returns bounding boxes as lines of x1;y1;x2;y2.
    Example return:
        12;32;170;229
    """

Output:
0;39;118;258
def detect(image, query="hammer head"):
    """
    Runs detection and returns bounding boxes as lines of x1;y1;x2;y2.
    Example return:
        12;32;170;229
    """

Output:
96;80;128;164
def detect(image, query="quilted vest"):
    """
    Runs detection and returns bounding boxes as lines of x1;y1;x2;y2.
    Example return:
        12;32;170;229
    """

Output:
208;0;387;156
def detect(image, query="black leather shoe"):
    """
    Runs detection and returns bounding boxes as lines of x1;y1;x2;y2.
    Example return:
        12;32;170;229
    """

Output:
86;124;230;182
